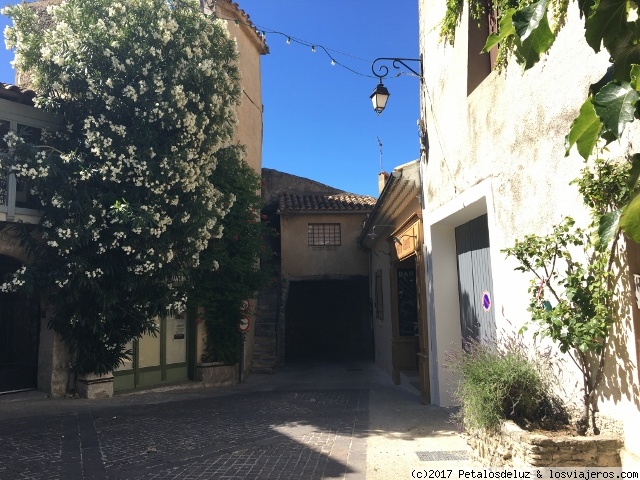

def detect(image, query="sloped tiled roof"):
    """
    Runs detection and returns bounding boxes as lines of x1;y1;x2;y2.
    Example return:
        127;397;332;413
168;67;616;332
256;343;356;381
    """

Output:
217;0;269;54
279;192;377;214
0;82;36;105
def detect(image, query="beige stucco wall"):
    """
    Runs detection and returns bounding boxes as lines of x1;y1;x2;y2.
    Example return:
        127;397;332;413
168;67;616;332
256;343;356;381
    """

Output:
419;0;640;464
200;2;266;377
368;201;421;375
280;213;369;278
214;1;266;175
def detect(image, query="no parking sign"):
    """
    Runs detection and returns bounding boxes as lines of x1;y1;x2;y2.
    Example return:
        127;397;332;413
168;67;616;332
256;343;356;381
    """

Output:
482;291;491;313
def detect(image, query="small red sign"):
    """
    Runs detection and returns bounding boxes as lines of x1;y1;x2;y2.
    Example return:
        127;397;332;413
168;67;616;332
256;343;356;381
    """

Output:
238;317;250;333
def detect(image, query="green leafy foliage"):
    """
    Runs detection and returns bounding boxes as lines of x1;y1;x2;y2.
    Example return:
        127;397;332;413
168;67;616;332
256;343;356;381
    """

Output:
447;0;640;241
504;156;632;434
0;0;242;374
504;217;614;435
484;10;517;52
565;99;603;160
511;0;555;69
593;82;640;139
190;146;270;364
450;337;568;431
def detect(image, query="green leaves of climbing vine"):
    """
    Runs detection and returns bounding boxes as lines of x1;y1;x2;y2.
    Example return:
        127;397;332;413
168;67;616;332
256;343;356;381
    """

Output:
594;82;639;138
451;0;640;242
566;82;639;160
565;99;602;159
512;0;555;69
483;0;555;71
585;0;627;53
585;0;640;82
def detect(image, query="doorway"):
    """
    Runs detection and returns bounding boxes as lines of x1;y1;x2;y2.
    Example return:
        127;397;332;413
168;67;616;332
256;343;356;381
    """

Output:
455;213;496;345
113;312;190;391
284;277;372;362
0;255;40;393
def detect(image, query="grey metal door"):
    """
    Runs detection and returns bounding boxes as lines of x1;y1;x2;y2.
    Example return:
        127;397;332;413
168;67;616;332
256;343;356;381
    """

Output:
455;214;496;345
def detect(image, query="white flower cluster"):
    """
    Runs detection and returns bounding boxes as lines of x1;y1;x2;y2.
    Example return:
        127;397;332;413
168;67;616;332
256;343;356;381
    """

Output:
2;0;241;315
0;266;27;292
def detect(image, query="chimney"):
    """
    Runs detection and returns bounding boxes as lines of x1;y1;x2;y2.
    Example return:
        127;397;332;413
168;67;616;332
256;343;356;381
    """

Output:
378;171;389;194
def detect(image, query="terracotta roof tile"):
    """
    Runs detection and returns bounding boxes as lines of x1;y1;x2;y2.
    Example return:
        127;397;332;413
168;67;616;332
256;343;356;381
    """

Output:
279;192;376;213
218;0;269;54
0;82;36;105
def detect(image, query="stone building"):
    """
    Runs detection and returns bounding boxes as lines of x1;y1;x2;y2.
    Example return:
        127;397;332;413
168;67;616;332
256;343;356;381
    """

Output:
0;0;268;397
0;84;61;395
253;169;376;371
417;0;640;466
357;161;427;402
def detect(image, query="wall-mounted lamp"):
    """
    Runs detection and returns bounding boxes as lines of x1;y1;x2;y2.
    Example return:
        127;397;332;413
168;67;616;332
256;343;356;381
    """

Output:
370;57;423;115
392;236;403;246
366;224;395;239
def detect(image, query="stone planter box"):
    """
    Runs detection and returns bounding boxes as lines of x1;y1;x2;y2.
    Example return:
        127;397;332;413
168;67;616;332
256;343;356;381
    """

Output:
76;372;114;399
467;420;623;467
195;362;239;386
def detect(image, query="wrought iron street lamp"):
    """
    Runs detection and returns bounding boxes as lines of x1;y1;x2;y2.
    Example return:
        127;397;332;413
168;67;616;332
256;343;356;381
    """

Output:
370;81;390;115
370;57;423;115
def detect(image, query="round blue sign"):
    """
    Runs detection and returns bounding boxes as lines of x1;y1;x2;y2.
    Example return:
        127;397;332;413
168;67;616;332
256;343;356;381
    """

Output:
482;291;491;312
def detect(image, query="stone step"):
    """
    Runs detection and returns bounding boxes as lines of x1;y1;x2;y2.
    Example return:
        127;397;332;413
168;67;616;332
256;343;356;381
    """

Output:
253;344;276;355
251;365;276;374
254;325;277;337
253;337;278;352
251;352;276;365
254;315;277;325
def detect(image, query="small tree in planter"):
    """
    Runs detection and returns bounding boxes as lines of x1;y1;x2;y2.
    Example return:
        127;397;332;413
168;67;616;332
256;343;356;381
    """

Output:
504;157;632;435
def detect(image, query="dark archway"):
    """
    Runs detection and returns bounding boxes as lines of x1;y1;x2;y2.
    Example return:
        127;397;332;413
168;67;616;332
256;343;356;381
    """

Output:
0;255;40;392
285;277;373;362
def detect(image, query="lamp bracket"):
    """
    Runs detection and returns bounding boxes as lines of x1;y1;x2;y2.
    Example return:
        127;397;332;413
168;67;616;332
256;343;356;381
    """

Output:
371;57;423;80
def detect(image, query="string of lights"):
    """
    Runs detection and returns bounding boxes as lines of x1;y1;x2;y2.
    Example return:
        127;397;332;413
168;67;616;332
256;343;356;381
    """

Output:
211;12;412;80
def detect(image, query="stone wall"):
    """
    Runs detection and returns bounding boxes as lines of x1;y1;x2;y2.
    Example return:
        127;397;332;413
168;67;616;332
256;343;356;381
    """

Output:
195;363;239;386
467;421;622;467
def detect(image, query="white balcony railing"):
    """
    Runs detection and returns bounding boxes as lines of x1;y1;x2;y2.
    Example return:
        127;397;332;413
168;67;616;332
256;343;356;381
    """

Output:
0;170;42;224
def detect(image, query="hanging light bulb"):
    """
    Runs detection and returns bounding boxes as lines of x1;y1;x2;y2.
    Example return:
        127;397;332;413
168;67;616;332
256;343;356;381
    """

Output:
331;59;336;66
311;45;316;53
286;37;291;45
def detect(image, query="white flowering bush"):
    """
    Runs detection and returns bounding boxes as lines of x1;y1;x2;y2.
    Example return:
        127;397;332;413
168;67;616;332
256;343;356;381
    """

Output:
0;0;241;374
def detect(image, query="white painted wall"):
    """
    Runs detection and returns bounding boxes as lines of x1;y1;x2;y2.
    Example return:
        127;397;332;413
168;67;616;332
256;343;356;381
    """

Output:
419;0;640;464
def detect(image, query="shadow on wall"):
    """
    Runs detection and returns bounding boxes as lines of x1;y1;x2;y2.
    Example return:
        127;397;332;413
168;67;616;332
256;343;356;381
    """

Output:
600;243;640;411
458;290;479;347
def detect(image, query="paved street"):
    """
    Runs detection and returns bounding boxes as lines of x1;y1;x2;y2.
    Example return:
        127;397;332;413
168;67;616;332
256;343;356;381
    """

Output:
0;362;469;479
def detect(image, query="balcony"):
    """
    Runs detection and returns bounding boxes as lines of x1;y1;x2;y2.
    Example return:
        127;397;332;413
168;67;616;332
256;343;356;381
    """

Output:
0;171;42;224
0;94;59;225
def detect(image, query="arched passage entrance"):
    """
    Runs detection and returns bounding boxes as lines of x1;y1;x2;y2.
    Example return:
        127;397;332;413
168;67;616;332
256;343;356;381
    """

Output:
0;255;41;393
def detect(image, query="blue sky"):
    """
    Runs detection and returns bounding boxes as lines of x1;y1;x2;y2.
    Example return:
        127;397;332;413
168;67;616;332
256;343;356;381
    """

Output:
0;0;420;198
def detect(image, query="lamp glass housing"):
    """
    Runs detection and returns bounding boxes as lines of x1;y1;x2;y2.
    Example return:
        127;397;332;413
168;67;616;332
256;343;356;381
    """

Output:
370;82;390;114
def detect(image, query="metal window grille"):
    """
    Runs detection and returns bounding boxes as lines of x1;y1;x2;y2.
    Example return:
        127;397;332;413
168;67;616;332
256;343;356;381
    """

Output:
308;223;341;246
375;269;384;320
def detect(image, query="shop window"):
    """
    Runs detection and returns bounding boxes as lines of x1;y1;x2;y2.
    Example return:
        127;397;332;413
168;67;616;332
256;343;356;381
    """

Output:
308;223;341;246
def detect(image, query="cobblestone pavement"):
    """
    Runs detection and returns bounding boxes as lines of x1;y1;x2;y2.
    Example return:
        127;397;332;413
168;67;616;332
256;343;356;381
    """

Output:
0;362;468;480
0;375;367;479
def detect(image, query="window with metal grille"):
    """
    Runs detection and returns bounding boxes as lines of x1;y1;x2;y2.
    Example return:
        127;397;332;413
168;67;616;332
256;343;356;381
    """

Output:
375;269;384;321
308;223;341;246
